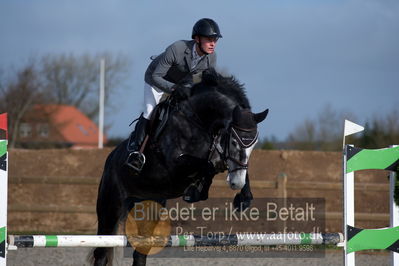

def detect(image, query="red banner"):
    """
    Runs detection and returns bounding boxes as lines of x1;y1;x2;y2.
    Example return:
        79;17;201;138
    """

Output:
0;113;7;140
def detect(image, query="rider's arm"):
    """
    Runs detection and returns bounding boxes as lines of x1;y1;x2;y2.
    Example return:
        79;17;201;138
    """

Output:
150;44;178;93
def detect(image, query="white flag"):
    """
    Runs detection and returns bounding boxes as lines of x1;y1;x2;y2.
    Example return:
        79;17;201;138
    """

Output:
344;119;364;137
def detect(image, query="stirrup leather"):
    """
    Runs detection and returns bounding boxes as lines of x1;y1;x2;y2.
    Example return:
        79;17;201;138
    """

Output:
126;151;146;172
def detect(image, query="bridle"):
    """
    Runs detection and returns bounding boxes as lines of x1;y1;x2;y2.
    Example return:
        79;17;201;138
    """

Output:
175;98;259;174
209;123;258;174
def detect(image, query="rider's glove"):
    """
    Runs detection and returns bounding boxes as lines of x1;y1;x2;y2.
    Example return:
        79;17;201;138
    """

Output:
172;82;192;101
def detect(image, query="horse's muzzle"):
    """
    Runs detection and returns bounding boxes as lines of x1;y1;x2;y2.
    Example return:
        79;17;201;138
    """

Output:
227;172;246;190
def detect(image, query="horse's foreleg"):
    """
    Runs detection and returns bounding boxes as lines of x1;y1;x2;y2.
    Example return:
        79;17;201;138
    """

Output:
183;164;215;203
184;173;214;203
199;174;213;201
233;173;253;211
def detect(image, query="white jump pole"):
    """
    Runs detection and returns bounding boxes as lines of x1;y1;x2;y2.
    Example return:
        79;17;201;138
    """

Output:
7;233;343;248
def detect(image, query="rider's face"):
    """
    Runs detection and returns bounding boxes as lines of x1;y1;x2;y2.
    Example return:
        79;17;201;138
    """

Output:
195;36;218;55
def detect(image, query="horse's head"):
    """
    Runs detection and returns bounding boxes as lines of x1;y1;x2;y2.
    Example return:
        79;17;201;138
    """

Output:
225;106;268;189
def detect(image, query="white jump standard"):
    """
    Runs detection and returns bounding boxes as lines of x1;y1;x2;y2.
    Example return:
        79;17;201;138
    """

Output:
343;144;399;266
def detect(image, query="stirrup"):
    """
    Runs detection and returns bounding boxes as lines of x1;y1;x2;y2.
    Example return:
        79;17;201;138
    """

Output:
126;151;146;172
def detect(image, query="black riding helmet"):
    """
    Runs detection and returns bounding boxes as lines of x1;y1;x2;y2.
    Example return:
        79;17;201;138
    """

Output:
192;18;222;39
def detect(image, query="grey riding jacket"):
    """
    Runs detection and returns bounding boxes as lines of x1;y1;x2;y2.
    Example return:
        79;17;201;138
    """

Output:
144;40;217;93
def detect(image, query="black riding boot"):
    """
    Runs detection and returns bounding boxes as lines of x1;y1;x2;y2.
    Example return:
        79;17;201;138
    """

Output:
125;115;149;172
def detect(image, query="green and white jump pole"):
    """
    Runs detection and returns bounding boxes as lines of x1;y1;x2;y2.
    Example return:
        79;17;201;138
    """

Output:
7;233;343;248
0;114;8;266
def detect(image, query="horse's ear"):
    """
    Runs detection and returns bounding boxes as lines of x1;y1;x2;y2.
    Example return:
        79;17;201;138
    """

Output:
232;106;241;123
253;109;269;123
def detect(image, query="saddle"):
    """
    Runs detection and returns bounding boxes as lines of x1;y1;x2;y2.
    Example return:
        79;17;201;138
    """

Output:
145;81;194;148
145;96;176;149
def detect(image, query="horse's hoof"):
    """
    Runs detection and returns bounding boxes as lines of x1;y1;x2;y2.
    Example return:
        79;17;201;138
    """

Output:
233;193;252;211
183;185;201;203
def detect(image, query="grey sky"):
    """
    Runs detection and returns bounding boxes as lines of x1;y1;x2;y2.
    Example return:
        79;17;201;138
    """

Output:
1;0;398;140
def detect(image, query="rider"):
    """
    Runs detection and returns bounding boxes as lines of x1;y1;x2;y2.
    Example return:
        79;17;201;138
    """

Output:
125;18;222;171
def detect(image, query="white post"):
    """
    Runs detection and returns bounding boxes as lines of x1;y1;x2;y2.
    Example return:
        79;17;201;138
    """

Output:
0;116;8;266
98;58;105;149
344;144;355;266
390;145;399;266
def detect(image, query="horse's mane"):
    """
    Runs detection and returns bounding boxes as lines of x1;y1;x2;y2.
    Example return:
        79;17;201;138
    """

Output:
186;69;251;133
192;69;251;109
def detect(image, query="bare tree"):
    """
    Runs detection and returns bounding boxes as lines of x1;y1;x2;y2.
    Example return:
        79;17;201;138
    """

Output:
287;118;318;150
0;52;131;148
355;108;399;148
40;52;131;119
0;61;47;147
286;104;357;151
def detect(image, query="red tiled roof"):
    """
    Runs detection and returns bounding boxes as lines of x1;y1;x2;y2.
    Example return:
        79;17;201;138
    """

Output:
37;104;106;147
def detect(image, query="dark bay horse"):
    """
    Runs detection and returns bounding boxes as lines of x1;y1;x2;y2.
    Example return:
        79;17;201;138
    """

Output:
92;70;268;265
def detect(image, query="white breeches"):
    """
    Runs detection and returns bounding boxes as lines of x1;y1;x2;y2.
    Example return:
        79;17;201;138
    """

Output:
143;83;169;119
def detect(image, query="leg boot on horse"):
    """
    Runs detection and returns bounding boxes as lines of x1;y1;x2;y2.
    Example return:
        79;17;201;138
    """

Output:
182;176;213;203
125;115;149;172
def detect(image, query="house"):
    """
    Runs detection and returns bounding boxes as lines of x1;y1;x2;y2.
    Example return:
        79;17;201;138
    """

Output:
18;104;107;149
